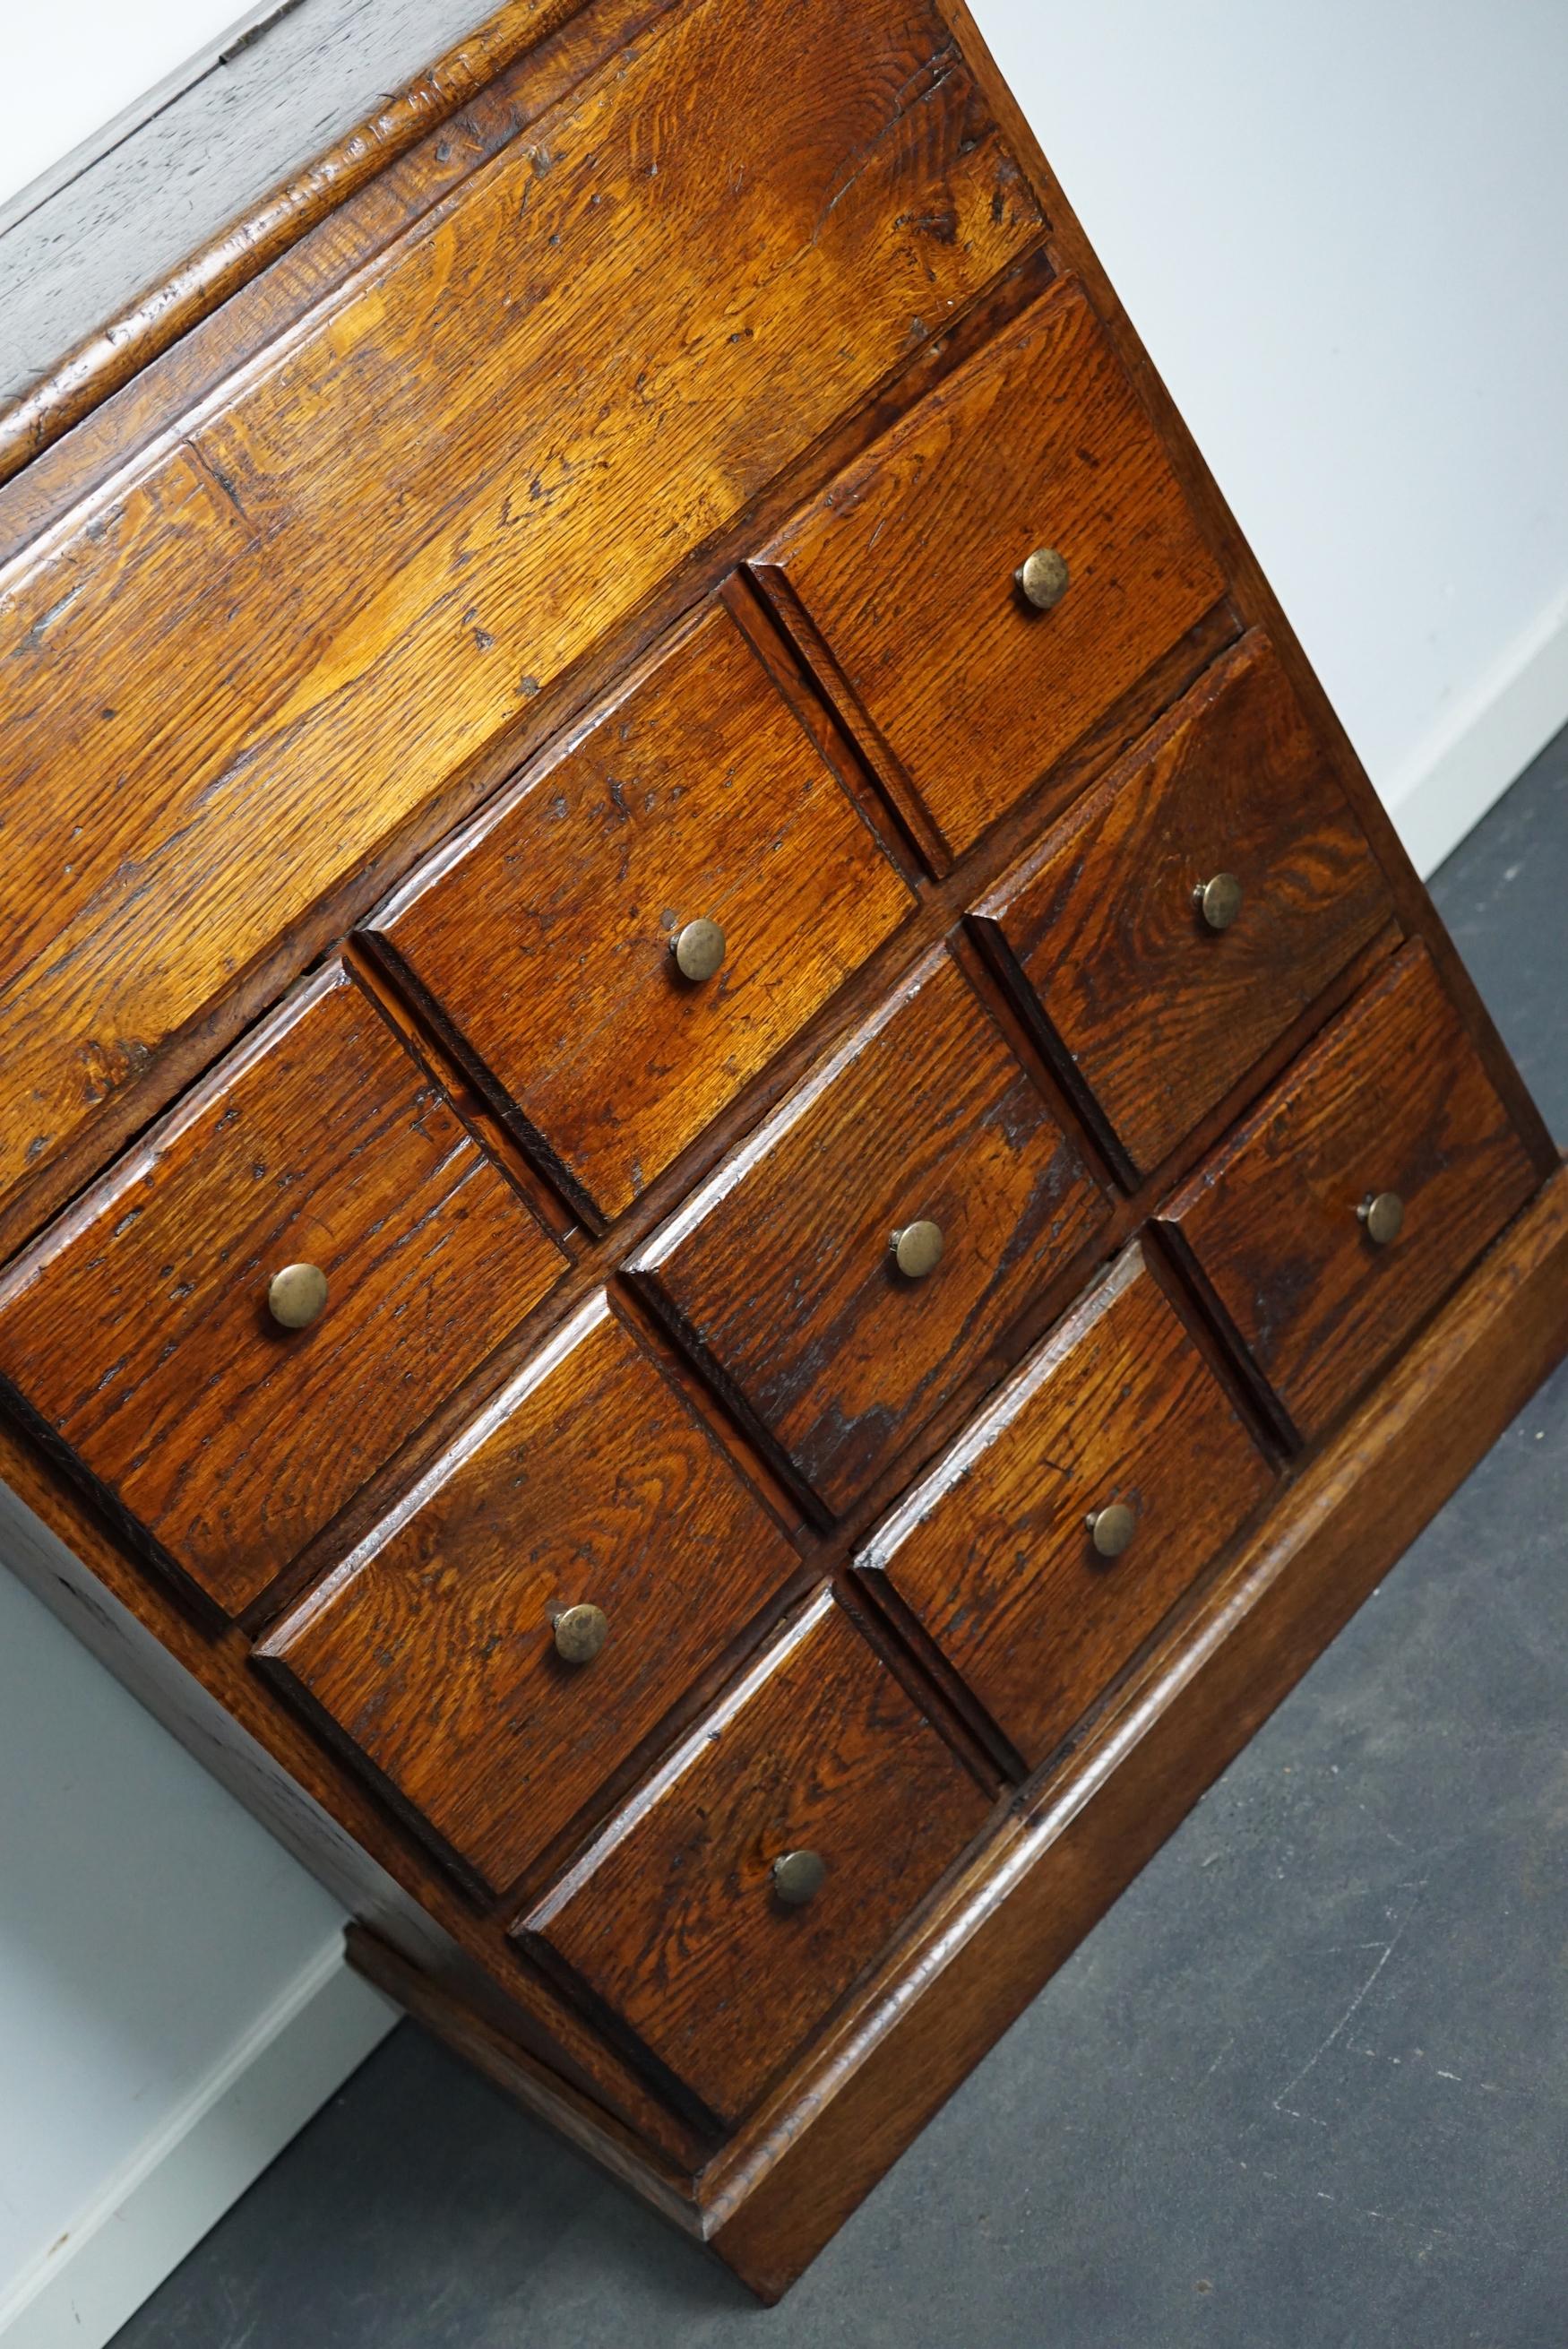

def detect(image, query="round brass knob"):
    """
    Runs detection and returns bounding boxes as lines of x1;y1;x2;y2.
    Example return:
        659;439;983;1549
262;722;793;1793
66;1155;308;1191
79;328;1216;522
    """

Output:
267;1262;328;1330
1016;547;1070;611
890;1220;944;1280
671;917;726;981
1358;1190;1405;1248
771;1849;826;1907
1194;872;1245;931
1086;1501;1136;1559
553;1602;608;1664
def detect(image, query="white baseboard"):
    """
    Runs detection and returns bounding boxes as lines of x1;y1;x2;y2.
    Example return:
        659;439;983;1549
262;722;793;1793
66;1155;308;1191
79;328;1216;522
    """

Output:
0;1936;396;2349
1380;584;1568;878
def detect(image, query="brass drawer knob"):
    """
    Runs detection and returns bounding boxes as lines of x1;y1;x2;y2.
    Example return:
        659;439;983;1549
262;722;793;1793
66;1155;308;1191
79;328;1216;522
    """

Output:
890;1220;944;1280
1086;1501;1136;1559
553;1602;608;1664
671;917;726;981
267;1262;328;1330
1358;1190;1405;1247
1015;546;1070;611
771;1849;826;1907
1194;872;1245;931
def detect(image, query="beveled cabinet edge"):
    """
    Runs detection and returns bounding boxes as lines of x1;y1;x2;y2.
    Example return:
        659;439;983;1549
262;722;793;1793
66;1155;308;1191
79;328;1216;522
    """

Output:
694;1160;1568;2299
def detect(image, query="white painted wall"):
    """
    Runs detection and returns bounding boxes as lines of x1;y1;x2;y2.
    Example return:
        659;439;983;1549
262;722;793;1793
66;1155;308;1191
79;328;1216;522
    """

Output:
3;3;1567;2342
972;0;1568;872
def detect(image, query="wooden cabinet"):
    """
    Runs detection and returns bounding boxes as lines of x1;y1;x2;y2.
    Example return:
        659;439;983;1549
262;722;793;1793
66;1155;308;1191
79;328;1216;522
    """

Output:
857;1246;1273;1766
0;963;564;1619
2;0;1563;2306
754;278;1226;865
367;599;914;1227
630;948;1108;1515
971;632;1394;1177
521;1591;991;2126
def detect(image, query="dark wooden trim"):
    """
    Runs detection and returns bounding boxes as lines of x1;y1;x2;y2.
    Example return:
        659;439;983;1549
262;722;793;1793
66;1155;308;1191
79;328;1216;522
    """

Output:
696;1163;1568;2297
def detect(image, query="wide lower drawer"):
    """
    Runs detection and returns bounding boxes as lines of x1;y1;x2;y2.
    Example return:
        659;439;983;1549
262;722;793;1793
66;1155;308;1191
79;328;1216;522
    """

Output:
629;946;1110;1516
971;630;1394;1178
754;275;1226;863
0;963;564;1619
518;1589;991;2127
856;1244;1273;1766
366;598;913;1228
1159;942;1538;1438
260;1295;799;1896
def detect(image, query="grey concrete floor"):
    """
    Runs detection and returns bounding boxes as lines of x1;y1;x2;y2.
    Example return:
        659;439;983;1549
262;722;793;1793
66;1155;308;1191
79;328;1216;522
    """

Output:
111;731;1568;2346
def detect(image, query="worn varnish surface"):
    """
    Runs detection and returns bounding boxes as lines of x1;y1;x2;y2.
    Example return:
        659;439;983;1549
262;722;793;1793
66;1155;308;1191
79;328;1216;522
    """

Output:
630;948;1109;1515
521;1590;991;2126
859;1245;1272;1765
1161;943;1538;1438
368;597;914;1225
754;275;1225;863
972;632;1394;1178
0;0;1040;1228
0;963;563;1618
262;1294;801;1893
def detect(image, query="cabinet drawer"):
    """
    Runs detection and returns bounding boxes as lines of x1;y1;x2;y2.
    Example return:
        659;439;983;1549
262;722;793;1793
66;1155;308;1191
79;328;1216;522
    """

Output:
0;964;564;1619
630;949;1109;1516
1160;944;1538;1438
261;1296;799;1895
857;1246;1272;1765
519;1591;989;2126
754;276;1225;863
972;632;1394;1177
366;600;913;1228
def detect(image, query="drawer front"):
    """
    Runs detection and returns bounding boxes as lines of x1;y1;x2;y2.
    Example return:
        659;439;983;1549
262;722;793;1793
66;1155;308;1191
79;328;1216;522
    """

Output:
1160;943;1538;1438
972;632;1394;1177
857;1246;1272;1765
0;964;564;1619
754;276;1225;861
261;1296;800;1895
367;600;913;1227
630;949;1110;1516
519;1591;990;2126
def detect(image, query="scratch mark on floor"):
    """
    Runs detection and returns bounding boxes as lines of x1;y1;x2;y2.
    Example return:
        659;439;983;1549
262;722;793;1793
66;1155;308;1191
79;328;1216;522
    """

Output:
1271;1880;1429;2122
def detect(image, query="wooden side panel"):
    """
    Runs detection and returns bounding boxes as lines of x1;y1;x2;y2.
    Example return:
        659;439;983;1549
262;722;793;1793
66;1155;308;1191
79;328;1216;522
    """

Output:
631;948;1110;1515
1160;943;1538;1438
368;599;915;1225
754;275;1225;861
522;1591;992;2127
262;1296;802;1895
858;1245;1273;1764
0;963;564;1617
971;631;1394;1177
0;0;1041;1222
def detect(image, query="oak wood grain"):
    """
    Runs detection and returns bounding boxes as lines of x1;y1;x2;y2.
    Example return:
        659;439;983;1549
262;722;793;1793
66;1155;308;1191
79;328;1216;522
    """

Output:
1159;942;1538;1439
858;1244;1272;1765
702;1162;1568;2298
631;946;1110;1516
0;0;1040;1231
0;961;564;1619
971;630;1394;1179
368;597;914;1226
754;273;1226;863
262;1293;801;1894
521;1589;993;2127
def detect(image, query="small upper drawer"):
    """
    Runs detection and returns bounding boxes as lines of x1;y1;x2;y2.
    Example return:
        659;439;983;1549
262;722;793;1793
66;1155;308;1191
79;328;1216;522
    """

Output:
261;1295;799;1896
753;277;1225;863
365;600;913;1228
518;1590;990;2127
857;1245;1272;1766
971;632;1395;1179
0;964;564;1619
1160;943;1538;1439
629;948;1110;1516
